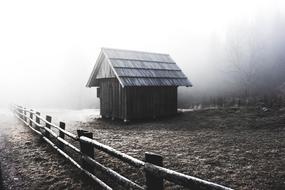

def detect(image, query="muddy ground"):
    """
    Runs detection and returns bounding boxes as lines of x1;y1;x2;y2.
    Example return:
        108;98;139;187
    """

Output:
0;107;285;190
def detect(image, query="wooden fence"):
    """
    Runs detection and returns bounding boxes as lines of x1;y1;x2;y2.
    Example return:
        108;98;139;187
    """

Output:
12;105;233;190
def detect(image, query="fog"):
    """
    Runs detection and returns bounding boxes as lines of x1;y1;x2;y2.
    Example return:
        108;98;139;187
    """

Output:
0;0;284;109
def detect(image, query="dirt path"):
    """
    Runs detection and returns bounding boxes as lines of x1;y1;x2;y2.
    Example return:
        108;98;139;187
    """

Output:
0;109;95;190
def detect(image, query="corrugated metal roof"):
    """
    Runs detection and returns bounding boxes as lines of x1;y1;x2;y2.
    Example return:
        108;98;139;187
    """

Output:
86;48;192;87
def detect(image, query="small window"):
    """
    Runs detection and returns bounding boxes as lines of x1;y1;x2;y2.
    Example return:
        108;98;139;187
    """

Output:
97;87;100;98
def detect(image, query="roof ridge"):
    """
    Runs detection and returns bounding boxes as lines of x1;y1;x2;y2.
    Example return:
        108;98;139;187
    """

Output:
109;57;175;64
113;67;181;71
101;47;171;56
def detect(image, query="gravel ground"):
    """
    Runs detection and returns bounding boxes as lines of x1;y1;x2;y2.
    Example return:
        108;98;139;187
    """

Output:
0;107;285;190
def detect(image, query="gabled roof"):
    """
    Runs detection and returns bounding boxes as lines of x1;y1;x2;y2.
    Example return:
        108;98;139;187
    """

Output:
86;48;192;87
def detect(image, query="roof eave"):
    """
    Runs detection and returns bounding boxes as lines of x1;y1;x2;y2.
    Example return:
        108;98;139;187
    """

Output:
86;50;105;88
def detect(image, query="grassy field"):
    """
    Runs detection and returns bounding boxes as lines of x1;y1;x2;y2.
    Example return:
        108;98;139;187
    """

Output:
76;107;285;190
1;107;285;189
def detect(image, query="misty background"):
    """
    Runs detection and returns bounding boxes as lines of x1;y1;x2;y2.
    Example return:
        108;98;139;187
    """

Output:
0;0;284;109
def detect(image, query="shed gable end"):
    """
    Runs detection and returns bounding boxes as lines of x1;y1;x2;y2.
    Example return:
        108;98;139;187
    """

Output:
96;56;116;79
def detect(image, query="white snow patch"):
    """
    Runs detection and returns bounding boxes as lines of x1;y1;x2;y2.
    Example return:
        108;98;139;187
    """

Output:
178;108;194;113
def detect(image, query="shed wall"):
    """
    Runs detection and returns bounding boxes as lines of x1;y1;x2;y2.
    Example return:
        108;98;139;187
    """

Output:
98;79;177;120
125;86;177;120
99;78;126;119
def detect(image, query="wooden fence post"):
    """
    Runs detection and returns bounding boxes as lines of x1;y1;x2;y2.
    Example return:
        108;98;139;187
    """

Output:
29;110;33;127
35;112;40;130
58;122;65;150
19;106;23;119
23;108;27;122
45;115;52;139
77;130;94;173
145;152;164;190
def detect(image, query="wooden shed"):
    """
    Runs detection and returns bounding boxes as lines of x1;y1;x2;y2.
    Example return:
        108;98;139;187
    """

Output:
86;48;192;121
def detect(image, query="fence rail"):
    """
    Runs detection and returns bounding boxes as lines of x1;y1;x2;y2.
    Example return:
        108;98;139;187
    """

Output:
12;104;233;190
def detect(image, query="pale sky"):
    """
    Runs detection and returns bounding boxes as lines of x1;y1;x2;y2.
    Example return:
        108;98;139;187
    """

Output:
0;0;284;108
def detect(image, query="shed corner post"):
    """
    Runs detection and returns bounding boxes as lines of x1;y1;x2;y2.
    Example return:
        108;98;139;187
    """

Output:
77;130;95;173
145;152;164;190
123;85;129;123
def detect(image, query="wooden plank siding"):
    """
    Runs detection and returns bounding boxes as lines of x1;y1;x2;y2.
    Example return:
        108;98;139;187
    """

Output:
125;86;177;120
98;78;177;120
99;78;124;119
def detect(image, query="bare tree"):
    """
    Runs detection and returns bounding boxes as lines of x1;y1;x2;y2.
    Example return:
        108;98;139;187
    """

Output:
225;22;265;97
